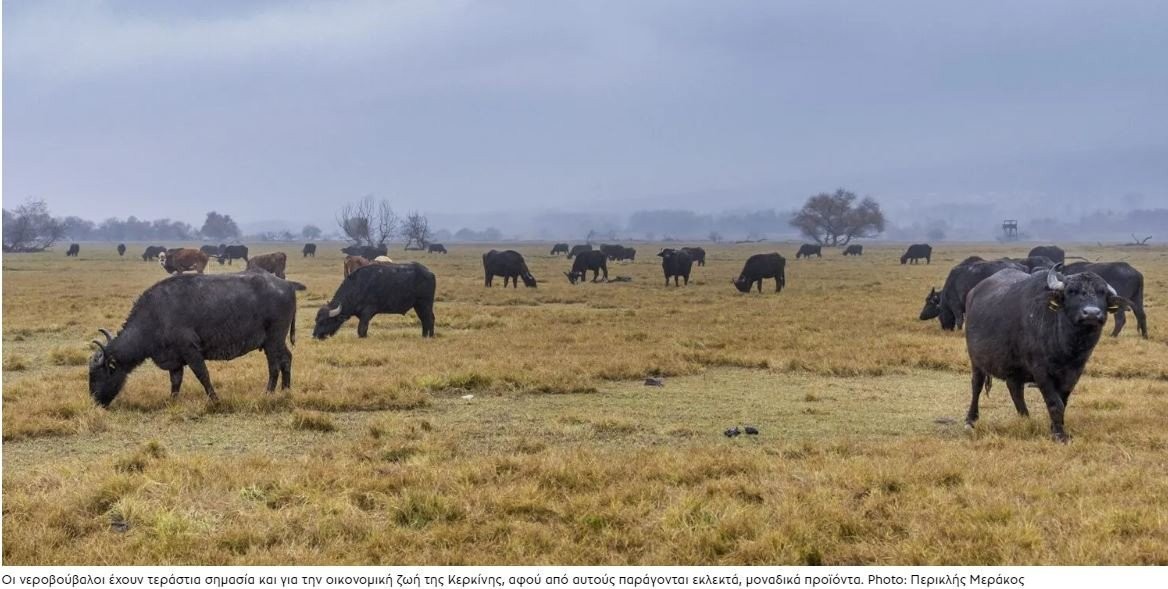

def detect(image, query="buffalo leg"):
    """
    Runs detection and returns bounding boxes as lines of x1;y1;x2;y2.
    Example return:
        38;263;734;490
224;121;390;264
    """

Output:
1006;379;1028;417
1034;376;1069;442
356;315;371;338
757;280;763;293
264;348;279;392
1110;308;1126;337
414;302;435;337
182;349;219;402
1133;301;1148;338
966;368;987;427
169;368;184;399
280;348;292;389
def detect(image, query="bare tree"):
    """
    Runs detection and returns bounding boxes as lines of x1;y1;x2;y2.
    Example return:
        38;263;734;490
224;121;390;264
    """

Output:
708;231;723;243
789;189;885;246
402;211;433;250
2;199;67;253
1125;233;1152;246
337;195;398;246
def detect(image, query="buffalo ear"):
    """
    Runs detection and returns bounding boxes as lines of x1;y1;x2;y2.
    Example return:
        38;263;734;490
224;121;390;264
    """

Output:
1106;294;1131;314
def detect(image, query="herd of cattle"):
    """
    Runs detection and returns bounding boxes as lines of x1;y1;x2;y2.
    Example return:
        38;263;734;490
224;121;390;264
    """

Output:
75;241;1150;442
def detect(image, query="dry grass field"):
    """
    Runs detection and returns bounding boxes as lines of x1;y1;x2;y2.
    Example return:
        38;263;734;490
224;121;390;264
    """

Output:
3;241;1167;565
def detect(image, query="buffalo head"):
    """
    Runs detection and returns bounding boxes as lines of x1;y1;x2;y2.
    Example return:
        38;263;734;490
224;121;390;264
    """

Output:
1044;270;1128;328
88;329;128;407
919;287;942;320
521;272;538;288
313;304;347;339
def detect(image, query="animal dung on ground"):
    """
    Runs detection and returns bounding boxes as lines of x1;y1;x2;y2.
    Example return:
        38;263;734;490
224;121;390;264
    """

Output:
644;377;664;387
724;426;741;438
744;426;759;435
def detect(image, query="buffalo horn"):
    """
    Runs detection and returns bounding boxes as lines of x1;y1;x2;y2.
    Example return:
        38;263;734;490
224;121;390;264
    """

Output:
328;305;342;318
98;328;114;343
1046;271;1065;291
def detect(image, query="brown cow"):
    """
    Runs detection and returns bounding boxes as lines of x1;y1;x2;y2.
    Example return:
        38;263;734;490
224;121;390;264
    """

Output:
247;252;288;279
343;255;393;277
159;248;209;274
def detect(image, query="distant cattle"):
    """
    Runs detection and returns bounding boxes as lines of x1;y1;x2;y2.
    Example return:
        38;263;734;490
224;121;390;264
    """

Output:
247;252;288;279
160;248;210;274
658;248;695;286
733;253;786;293
920;257;1025;330
344;255;372;277
341;244;388;260
314;262;436;339
302;243;316;258
1063;262;1147;338
681;247;706;266
843;245;863;256
567;244;592;259
66;244;80;257
428;243;448;254
599;244;629;260
218;245;249;265
964;268;1127;442
565;250;608;284
1027;245;1065;265
551;243;570;256
609;245;636;262
795;244;822;259
141;245;166;261
900;244;932;265
483;250;537;287
200;245;221;257
117;243;126;257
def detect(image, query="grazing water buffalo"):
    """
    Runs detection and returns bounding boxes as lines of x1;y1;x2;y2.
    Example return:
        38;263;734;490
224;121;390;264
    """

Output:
900;243;932;264
314;262;436;339
88;272;306;407
920;257;1024;330
302;243;316;257
733;253;786;293
565;250;608;284
141;245;166;261
66;244;80;257
247;252;288;279
795;244;822;259
551;243;570;256
658;248;695;286
160;248;209;274
1027;245;1065;265
843;245;863;256
483;250;537;287
567;244;593;259
681;247;706;266
341;244;388;260
428;243;448;254
1063;262;1147;338
117;243;126;256
199;245;221;257
218;245;249;265
611;245;637;261
964;269;1128;442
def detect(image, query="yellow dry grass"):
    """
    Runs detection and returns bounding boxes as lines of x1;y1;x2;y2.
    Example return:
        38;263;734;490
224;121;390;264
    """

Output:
3;241;1167;564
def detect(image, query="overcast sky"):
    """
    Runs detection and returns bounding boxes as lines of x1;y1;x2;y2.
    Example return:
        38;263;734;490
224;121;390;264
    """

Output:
4;0;1167;225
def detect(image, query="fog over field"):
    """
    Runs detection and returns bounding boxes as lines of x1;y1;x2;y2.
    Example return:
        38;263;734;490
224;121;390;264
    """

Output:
4;1;1168;241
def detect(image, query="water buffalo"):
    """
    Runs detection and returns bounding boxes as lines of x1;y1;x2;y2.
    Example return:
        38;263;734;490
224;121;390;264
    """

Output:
1003;256;1057;272
658;248;695;286
551;243;570;256
795;244;822;259
733;253;786;293
565;250;608;284
141;245;166;261
341;244;388;260
900;244;932;264
1027;245;1065;265
1063;262;1147;338
681;247;706;266
117;243;126;256
218;245;249;265
88;272;306;406
843;245;863;256
428;243;448;254
483;249;537;287
964;268;1128;442
66;244;80;257
920;257;1024;330
343;255;376;277
567;244;593;259
160;248;209;274
302;243;317;257
314;262;436;339
611;245;637;262
199;245;221;257
247;252;288;279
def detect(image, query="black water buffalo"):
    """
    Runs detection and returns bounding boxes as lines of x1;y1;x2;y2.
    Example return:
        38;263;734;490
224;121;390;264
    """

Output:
795;244;822;259
117;243;126;256
200;244;221;257
66;244;80;257
565;250;608;284
900;244;932;264
964;268;1128;442
733;253;786;293
428;243;448;254
88;272;306;407
551;243;570;255
218;245;249;265
247;252;288;279
1003;256;1057;272
567;244;593;259
658;248;695;286
483;249;536;287
341;244;388;260
1063;262;1147;338
1028;245;1065;264
599;244;626;260
302;243;317;257
681;246;706;266
920;257;1024;330
610;245;636;261
141;245;166;261
843;245;863;256
314;262;436;338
